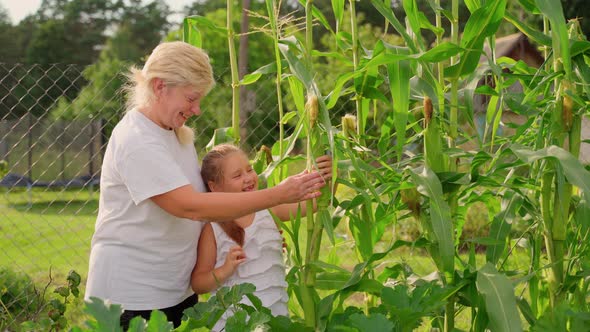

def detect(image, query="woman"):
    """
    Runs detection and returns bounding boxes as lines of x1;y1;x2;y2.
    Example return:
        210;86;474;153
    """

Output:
84;41;325;329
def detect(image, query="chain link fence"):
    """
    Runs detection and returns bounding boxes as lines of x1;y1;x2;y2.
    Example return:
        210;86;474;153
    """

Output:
0;62;378;328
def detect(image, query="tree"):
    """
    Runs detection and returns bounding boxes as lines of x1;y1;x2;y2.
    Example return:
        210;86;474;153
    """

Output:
26;0;121;65
51;0;171;134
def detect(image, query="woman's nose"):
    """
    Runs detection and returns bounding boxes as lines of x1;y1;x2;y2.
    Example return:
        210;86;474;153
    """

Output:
191;102;201;116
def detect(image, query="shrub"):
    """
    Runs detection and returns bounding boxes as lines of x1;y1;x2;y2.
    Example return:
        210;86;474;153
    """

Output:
0;266;43;329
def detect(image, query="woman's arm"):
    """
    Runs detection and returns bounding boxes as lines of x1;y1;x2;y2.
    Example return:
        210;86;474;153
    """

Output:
151;171;325;222
191;223;246;294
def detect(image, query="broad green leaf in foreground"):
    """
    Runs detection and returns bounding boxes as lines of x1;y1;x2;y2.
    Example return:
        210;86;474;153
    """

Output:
476;263;523;332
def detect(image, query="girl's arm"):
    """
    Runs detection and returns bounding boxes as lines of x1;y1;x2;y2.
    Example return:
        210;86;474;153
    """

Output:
151;171;324;222
191;223;246;294
271;155;335;221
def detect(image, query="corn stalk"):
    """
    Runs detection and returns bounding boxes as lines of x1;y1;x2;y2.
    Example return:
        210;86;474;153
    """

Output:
264;0;285;158
227;0;240;144
536;0;573;308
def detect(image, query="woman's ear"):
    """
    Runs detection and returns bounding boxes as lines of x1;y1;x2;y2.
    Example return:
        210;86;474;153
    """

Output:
208;180;220;192
152;78;165;100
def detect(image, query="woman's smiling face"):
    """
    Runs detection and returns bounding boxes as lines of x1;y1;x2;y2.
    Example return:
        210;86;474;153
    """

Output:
153;80;203;130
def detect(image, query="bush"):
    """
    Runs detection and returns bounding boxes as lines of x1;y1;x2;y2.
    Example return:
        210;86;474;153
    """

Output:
0;266;43;329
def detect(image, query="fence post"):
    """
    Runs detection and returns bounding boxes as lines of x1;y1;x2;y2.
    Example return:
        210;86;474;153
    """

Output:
0;120;8;164
89;119;95;177
27;113;33;180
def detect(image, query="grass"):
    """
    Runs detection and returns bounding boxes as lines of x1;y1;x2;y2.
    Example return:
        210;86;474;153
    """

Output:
0;186;97;326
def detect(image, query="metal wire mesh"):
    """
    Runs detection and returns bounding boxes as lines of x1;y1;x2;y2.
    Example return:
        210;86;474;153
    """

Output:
0;62;387;327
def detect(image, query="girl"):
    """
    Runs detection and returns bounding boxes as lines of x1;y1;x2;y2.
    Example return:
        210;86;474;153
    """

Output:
191;144;332;330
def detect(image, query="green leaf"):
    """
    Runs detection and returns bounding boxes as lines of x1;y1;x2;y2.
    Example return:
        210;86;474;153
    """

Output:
280;111;297;125
403;0;425;50
84;297;123;332
183;16;201;48
511;145;590;194
464;0;483;12
279;38;313;89
486;192;522;265
127;317;147;332
145;310;173;332
326;71;356;109
297;0;333;32
225;311;249;332
388;47;412;161
419;42;462;62
349;313;394;332
54;286;69;297
445;0;507;78
331;0;345;31
240;61;283;85
504;12;551;46
371;0;418;52
536;0;571;78
183;16;227;48
476;263;523;332
409;167;454;275
206;127;236;151
67;270;81;287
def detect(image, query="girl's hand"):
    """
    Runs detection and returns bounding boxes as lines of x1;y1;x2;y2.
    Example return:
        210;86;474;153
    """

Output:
223;245;246;274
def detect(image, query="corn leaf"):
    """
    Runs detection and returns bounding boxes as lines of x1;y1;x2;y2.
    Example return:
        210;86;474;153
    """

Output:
536;0;571;78
183;16;202;48
279;38;313;89
402;0;425;50
387;48;411;161
371;0;418;52
297;0;333;33
420;42;462;62
445;0;507;78
409;167;454;275
326;71;357;109
331;0;345;32
511;145;590;195
464;0;483;12
486;192;522;265
476;263;523;332
504;12;551;47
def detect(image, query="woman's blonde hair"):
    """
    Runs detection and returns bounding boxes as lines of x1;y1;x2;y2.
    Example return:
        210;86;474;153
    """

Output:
123;41;215;144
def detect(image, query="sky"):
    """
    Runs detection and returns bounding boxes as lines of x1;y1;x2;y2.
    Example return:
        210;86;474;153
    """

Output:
1;0;196;25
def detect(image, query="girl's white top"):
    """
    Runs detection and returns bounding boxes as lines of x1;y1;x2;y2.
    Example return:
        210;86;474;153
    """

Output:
210;209;288;331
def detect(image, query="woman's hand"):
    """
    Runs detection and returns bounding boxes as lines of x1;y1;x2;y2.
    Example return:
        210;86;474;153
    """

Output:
314;155;332;181
274;171;326;203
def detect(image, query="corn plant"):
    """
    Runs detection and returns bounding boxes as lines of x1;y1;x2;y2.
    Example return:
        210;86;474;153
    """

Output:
181;0;590;330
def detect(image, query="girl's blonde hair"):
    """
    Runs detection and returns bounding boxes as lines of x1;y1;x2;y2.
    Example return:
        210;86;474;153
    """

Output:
201;144;247;246
123;41;215;144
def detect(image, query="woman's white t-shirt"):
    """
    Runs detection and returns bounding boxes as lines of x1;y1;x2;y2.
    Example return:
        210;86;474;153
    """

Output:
85;110;206;310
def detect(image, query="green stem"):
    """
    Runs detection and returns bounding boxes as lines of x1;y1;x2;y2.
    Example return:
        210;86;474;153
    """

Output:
227;0;240;144
267;0;284;158
529;235;540;317
543;17;550;72
349;0;364;145
305;0;313;65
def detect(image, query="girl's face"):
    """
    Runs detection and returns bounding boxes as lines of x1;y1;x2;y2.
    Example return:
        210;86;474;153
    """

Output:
209;152;258;193
154;81;203;129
